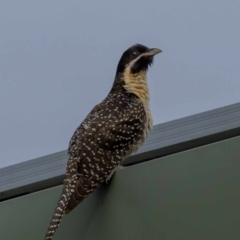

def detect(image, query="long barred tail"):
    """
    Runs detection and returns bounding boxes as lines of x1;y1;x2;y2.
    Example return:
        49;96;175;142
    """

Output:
44;187;71;240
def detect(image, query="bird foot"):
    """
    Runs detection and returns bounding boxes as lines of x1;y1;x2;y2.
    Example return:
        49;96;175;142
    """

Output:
106;165;124;183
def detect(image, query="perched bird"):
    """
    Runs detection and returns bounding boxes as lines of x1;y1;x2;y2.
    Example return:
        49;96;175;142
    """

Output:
44;44;161;239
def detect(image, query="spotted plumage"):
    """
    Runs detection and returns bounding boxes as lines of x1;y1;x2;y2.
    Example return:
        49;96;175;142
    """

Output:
44;44;161;239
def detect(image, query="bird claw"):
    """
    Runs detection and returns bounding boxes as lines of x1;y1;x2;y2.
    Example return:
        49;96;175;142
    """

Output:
105;165;124;184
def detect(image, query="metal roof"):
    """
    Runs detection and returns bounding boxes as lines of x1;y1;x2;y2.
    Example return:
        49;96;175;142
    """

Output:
1;102;240;201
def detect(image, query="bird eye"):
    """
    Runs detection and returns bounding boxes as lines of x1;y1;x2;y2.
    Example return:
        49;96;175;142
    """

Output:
132;51;139;56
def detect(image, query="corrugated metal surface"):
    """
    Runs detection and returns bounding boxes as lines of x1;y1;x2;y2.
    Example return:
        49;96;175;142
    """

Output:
1;102;240;200
0;136;239;240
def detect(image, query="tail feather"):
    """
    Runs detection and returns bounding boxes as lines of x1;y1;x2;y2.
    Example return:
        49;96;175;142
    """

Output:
44;187;71;240
65;176;87;213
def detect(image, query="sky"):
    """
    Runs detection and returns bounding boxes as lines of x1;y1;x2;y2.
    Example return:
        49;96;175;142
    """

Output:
1;0;240;168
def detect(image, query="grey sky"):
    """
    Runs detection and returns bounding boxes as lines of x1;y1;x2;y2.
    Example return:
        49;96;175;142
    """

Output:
1;1;240;168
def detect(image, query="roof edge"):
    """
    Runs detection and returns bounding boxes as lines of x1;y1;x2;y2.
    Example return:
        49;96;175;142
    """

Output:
1;102;240;201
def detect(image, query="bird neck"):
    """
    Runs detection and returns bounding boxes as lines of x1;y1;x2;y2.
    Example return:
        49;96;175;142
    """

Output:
121;68;150;107
122;67;153;143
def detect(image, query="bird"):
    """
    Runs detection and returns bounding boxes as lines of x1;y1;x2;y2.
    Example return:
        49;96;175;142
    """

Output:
44;44;161;239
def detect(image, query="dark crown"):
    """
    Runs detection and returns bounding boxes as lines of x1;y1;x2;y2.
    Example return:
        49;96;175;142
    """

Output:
116;44;153;75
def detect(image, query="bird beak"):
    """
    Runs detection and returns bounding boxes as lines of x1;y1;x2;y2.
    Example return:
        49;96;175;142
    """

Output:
141;48;162;57
148;48;162;55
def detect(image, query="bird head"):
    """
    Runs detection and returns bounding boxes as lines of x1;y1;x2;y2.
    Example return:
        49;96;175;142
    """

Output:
111;44;161;95
116;44;162;75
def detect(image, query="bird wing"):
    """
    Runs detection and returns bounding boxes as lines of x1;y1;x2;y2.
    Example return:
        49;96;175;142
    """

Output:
65;94;146;212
